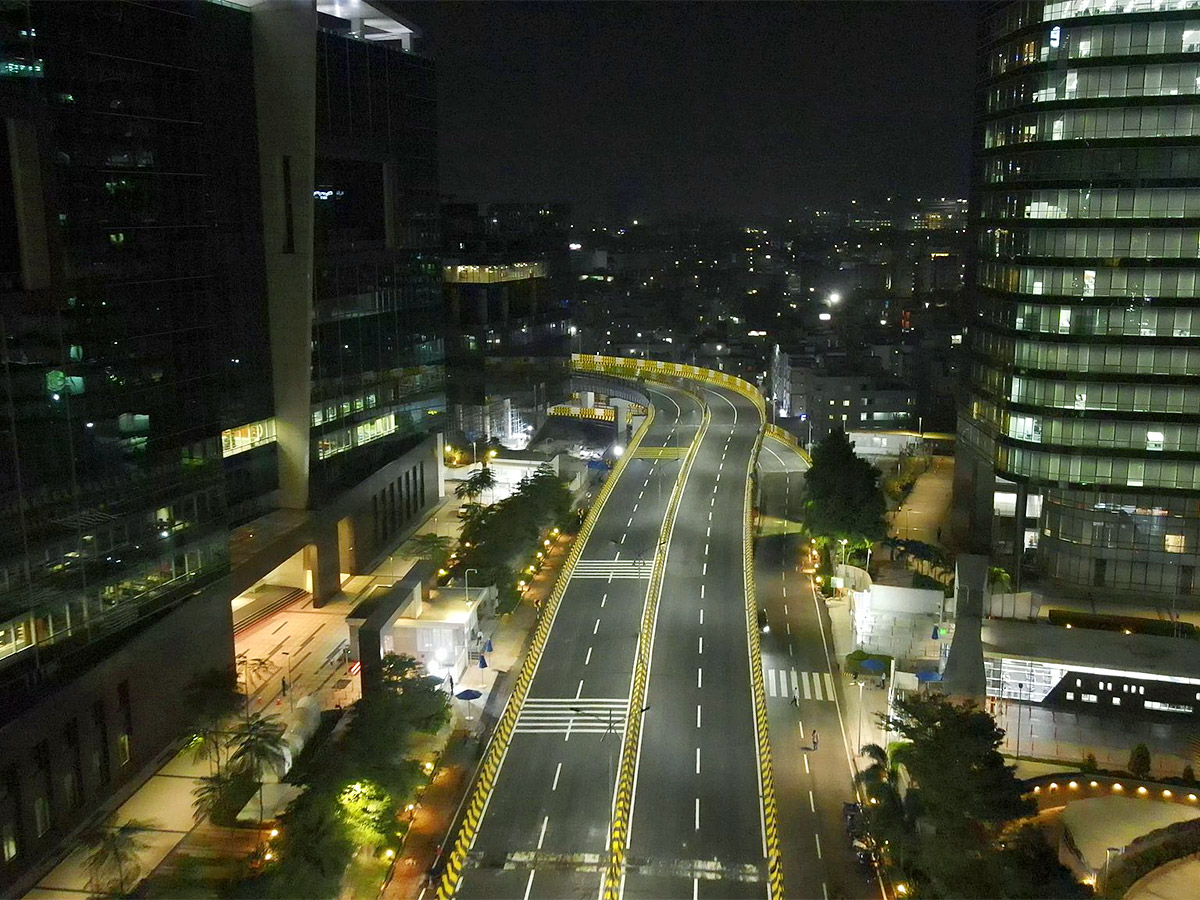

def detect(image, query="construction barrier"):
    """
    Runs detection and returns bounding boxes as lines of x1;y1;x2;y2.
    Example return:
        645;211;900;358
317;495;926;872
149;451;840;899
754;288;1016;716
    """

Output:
435;402;657;900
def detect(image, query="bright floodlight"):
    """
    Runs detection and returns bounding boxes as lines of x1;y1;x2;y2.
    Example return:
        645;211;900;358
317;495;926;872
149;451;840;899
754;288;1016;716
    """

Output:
829;293;841;304
612;445;625;457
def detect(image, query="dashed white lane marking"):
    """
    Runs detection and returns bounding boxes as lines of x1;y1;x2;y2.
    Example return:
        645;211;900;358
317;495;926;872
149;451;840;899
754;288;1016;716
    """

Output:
782;587;787;598
695;747;701;774
523;870;535;900
700;584;705;599
708;511;713;521
706;526;711;538
704;543;709;555
786;622;791;635
822;883;829;900
632;503;638;512
620;533;626;544
537;815;549;849
552;762;562;791
696;704;702;728
702;562;707;575
601;594;607;608
697;668;703;689
784;603;788;615
815;833;822;859
639;490;644;499
804;753;810;774
593;618;600;635
575;679;584;699
627;517;634;527
710;497;716;507
699;609;704;625
809;790;816;813
585;646;593;666
698;636;704;655
695;797;701;830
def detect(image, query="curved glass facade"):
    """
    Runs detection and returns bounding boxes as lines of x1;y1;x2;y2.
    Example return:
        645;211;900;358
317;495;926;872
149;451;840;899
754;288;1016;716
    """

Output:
964;0;1200;598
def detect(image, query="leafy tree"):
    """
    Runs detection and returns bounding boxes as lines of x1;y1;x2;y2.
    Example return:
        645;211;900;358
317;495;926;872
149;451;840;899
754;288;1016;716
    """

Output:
82;816;155;897
1081;752;1099;774
184;667;242;772
993;823;1093;899
988;566;1013;593
1183;764;1195;785
1128;743;1152;779
409;532;452;569
230;714;288;824
267;793;354;899
802;429;886;549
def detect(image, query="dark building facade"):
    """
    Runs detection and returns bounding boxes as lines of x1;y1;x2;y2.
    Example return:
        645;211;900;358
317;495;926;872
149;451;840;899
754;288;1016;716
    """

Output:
958;0;1200;601
0;1;446;890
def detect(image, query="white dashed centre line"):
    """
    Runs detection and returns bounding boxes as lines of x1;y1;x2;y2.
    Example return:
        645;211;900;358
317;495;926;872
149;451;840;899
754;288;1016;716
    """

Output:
620;533;626;544
523;870;535;900
695;798;701;830
702;562;707;575
704;543;709;555
698;636;704;655
537;815;549;849
786;622;791;635
803;753;810;774
601;594;607;608
627;517;634;527
784;604;788;615
585;647;593;666
575;679;584;699
706;526;711;538
696;704;702;728
815;833;822;859
593;618;600;635
809;790;816;813
552;762;563;791
697;668;703;689
699;609;704;625
700;584;705;599
695;747;701;774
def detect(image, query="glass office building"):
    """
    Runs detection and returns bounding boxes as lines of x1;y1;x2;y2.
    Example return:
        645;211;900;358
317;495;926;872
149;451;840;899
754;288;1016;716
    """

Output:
962;0;1200;599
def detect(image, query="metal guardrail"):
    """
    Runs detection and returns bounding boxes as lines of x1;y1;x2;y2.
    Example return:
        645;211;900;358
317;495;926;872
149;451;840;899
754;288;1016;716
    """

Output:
435;403;658;899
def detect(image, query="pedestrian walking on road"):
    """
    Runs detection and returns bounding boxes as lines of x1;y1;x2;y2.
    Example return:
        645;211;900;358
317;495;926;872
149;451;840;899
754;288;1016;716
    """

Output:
936;526;943;543
791;688;800;707
812;729;819;750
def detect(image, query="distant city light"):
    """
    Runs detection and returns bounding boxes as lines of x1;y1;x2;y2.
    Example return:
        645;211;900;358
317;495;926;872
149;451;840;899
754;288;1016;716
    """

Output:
819;312;832;321
568;242;582;250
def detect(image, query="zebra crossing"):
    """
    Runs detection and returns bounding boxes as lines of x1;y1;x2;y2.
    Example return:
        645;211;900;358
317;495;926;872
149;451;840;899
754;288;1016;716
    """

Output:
762;666;836;702
514;698;629;735
570;559;652;580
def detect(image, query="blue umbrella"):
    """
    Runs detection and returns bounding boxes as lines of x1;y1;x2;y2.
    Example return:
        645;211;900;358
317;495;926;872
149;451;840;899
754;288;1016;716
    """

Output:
455;689;483;701
916;670;942;683
861;658;886;673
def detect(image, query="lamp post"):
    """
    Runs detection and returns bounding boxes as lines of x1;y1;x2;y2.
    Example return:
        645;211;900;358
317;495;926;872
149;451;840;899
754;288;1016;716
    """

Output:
1104;846;1121;893
855;680;866;754
464;567;478;606
1014;682;1024;760
280;651;294;711
840;538;849;568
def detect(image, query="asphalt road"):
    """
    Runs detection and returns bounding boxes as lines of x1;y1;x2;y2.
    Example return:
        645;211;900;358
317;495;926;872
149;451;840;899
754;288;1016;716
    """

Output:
756;440;885;900
623;385;767;900
457;383;704;900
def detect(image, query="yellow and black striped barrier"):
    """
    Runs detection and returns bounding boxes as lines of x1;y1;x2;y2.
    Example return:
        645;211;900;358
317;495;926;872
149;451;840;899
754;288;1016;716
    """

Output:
603;399;711;900
548;404;616;422
765;422;812;466
743;424;786;900
435;402;657;900
630;446;689;460
571;353;766;418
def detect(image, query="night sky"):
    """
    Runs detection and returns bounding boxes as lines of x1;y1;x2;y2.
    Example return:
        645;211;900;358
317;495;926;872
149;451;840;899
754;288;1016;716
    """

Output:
391;2;978;221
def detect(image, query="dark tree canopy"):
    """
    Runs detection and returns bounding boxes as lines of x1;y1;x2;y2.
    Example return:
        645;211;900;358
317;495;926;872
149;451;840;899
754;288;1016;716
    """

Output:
802;429;886;544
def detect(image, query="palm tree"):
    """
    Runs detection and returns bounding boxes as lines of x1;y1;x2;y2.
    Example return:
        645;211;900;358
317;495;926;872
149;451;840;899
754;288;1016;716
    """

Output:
988;565;1013;593
191;772;231;824
229;714;288;825
81;816;154;897
186;724;224;777
184;667;243;772
410;532;452;569
456;466;497;506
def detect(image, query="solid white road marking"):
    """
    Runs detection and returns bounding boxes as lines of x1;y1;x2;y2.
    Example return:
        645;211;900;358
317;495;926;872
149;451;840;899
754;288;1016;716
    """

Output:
552;762;562;791
537;815;549;849
585;646;592;666
523;870;535;900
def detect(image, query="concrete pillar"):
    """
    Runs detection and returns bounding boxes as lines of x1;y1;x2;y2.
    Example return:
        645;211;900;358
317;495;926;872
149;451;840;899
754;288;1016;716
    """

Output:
251;1;317;510
308;522;341;608
581;391;595;408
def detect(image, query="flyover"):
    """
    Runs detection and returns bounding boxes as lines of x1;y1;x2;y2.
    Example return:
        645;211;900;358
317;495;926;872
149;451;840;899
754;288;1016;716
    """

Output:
437;356;782;900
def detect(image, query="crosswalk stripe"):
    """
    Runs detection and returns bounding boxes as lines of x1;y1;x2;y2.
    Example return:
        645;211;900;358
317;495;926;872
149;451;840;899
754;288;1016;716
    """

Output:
515;698;629;734
769;669;778;698
762;666;834;702
824;673;835;701
802;671;812;700
790;669;799;697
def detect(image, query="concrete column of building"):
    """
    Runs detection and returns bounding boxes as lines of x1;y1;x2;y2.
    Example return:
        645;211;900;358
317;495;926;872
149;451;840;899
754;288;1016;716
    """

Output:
611;398;629;437
5;119;51;291
1012;482;1027;592
307;521;342;608
581;390;595;408
250;1;317;510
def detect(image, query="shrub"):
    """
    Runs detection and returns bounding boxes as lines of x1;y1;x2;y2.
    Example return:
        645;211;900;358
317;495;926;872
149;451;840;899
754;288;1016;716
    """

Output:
1081;753;1098;774
1183;765;1195;785
1128;743;1152;779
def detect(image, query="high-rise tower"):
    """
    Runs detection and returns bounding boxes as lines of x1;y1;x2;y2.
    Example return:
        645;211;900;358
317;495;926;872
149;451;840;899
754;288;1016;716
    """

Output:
959;0;1200;600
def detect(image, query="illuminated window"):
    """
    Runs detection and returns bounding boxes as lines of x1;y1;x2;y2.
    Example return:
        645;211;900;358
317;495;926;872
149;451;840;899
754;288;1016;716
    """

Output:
1166;534;1187;554
1147;431;1165;451
221;418;277;458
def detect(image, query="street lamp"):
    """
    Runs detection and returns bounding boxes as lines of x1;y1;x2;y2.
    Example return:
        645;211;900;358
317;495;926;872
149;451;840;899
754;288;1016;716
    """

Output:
281;651;294;712
839;538;849;568
464;568;478;606
854;680;866;754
